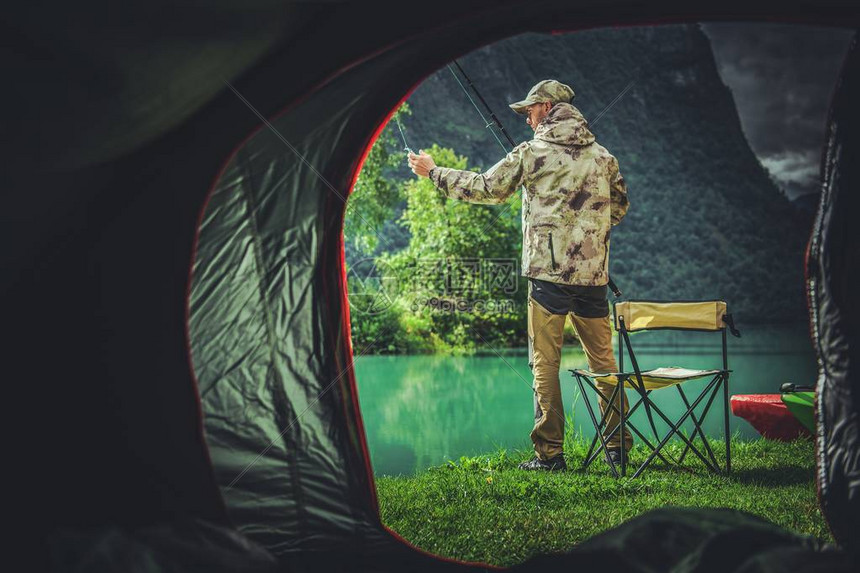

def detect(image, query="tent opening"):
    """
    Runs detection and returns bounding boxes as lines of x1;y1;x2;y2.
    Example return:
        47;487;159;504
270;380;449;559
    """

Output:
187;14;856;568
339;22;851;566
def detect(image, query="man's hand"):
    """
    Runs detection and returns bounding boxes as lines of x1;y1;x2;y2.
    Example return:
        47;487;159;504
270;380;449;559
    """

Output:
408;150;437;178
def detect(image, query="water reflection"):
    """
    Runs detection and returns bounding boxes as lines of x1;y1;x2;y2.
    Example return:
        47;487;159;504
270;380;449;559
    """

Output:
355;327;816;475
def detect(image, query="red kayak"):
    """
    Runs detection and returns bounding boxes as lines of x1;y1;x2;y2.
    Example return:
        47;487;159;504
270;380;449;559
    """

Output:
731;394;812;441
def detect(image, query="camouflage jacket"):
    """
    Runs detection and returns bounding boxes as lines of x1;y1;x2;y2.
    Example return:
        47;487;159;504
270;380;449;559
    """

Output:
429;102;629;286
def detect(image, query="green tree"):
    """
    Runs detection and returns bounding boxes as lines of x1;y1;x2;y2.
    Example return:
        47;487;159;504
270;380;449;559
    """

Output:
396;145;521;261
344;103;411;256
384;145;527;351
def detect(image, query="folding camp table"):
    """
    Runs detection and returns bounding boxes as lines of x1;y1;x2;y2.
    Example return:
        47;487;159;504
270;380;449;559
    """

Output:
571;300;741;478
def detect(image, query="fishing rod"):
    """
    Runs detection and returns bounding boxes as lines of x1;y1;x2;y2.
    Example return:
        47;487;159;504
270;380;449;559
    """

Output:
395;116;415;156
394;113;452;242
447;61;515;154
398;60;513;156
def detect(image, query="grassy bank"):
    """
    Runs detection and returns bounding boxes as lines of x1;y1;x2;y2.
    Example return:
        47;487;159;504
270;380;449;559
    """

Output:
376;437;828;567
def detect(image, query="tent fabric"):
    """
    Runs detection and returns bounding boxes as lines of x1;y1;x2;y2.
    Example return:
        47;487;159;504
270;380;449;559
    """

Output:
508;507;855;573
4;1;858;570
48;518;280;573
808;30;860;551
614;300;728;332
46;508;857;573
188;101;389;552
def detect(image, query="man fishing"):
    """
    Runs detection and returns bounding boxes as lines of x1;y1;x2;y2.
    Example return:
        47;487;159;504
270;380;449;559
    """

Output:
408;79;631;471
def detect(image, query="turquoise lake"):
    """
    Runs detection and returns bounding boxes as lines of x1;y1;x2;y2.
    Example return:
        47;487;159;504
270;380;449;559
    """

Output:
354;326;817;476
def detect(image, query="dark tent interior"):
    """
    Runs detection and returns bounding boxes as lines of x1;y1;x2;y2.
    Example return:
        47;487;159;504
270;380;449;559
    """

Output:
6;2;858;571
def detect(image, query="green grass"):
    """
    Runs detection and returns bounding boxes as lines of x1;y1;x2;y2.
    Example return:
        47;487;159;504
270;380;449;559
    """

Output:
375;437;828;567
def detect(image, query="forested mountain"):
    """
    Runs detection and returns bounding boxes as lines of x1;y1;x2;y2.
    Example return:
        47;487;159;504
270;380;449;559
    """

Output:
395;24;811;323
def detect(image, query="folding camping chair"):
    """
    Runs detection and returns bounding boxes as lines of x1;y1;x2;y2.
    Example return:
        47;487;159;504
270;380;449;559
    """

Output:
570;300;741;478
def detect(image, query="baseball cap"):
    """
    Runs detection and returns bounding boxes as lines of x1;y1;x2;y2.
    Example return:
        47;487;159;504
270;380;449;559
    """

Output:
509;79;575;114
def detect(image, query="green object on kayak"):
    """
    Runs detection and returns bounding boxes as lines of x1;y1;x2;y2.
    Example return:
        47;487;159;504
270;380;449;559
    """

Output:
781;391;815;433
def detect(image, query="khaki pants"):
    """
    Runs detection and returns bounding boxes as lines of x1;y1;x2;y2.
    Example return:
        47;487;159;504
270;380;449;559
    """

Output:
528;296;632;460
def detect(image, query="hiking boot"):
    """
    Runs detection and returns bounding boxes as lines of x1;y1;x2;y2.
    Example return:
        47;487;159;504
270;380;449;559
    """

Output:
519;454;567;471
605;449;627;472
